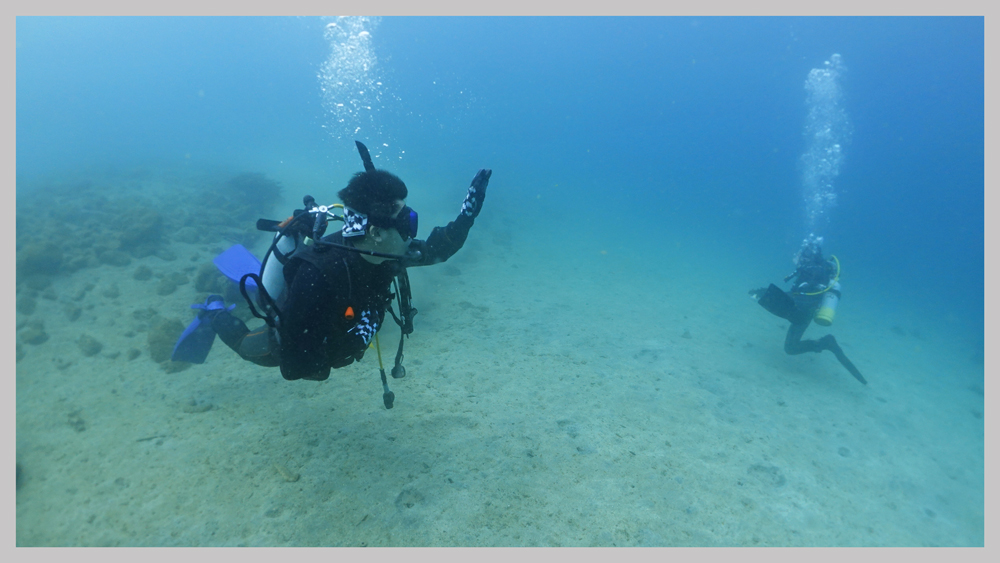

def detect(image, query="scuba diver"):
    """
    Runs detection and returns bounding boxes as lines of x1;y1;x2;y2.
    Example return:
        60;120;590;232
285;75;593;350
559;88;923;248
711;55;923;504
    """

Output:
171;141;492;407
749;235;867;385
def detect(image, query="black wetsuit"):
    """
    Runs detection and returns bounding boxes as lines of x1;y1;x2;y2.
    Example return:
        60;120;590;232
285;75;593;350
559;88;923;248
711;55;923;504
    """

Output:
209;213;476;381
756;258;866;384
783;259;837;355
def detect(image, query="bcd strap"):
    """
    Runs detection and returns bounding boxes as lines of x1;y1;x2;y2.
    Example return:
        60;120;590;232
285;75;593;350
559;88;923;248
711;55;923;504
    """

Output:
240;273;278;328
384;270;417;379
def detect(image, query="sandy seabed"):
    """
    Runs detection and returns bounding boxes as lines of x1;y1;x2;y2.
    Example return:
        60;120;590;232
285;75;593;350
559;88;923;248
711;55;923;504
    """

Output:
15;170;984;547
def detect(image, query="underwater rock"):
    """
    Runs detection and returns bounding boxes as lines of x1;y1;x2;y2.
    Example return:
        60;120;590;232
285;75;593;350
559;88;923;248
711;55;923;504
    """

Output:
64;304;82;322
132;307;158;321
747;464;786;488
98;250;132;267
62;254;95;273
394;488;425;509
67;410;86;432
77;334;103;357
154;248;177;261
133;265;153;281
16;296;36;315
156;277;178;296
273;463;300;483
162;360;191;373
21;325;49;345
119;208;165;258
26;276;53;291
225;173;283;221
101;283;120;299
194;263;225;293
147;317;184;363
16;241;63;279
41;289;58;301
167;271;190;286
182;397;214;413
175;226;201;244
126;243;158;259
126;348;141;361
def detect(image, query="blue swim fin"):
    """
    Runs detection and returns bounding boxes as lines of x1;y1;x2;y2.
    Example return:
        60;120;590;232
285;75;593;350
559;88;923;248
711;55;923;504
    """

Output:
213;244;261;290
170;296;234;364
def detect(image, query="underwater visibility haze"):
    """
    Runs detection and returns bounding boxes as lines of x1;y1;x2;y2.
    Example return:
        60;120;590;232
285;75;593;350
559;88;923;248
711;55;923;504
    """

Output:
15;16;983;546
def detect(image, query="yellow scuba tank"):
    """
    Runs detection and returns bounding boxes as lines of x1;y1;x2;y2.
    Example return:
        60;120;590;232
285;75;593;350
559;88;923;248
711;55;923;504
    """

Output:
814;281;840;326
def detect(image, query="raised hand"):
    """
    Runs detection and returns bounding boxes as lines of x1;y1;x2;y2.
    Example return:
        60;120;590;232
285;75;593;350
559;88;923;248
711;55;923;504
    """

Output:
460;169;492;219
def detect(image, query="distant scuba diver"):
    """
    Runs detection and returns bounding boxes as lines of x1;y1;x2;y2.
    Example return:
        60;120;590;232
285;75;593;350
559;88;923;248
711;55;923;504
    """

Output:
749;235;866;385
171;140;492;408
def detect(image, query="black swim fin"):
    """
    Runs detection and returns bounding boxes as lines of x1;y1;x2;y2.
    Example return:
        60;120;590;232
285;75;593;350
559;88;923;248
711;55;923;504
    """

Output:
819;335;867;385
757;284;806;323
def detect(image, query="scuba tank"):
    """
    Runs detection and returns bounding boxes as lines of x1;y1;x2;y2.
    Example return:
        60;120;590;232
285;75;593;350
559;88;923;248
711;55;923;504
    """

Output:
244;196;326;325
258;221;298;315
814;280;841;326
794;254;841;327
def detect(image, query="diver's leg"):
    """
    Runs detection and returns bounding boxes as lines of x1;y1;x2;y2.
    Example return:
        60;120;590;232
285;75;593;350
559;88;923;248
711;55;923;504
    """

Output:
209;310;280;367
783;318;866;384
783;322;824;355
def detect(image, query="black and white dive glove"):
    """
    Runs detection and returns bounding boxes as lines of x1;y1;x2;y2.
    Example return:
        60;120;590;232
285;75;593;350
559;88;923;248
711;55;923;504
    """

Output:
460;169;492;219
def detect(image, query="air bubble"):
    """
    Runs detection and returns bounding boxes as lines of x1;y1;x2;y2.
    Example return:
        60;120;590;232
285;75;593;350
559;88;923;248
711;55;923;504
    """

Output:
800;54;851;234
317;16;386;141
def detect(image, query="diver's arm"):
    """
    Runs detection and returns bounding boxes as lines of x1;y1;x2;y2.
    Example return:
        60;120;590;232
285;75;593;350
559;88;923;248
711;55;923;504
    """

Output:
402;169;492;268
404;215;474;267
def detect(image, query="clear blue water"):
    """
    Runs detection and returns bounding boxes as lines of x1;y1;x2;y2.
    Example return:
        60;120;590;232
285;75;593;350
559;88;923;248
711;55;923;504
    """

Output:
16;16;984;546
17;16;984;333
